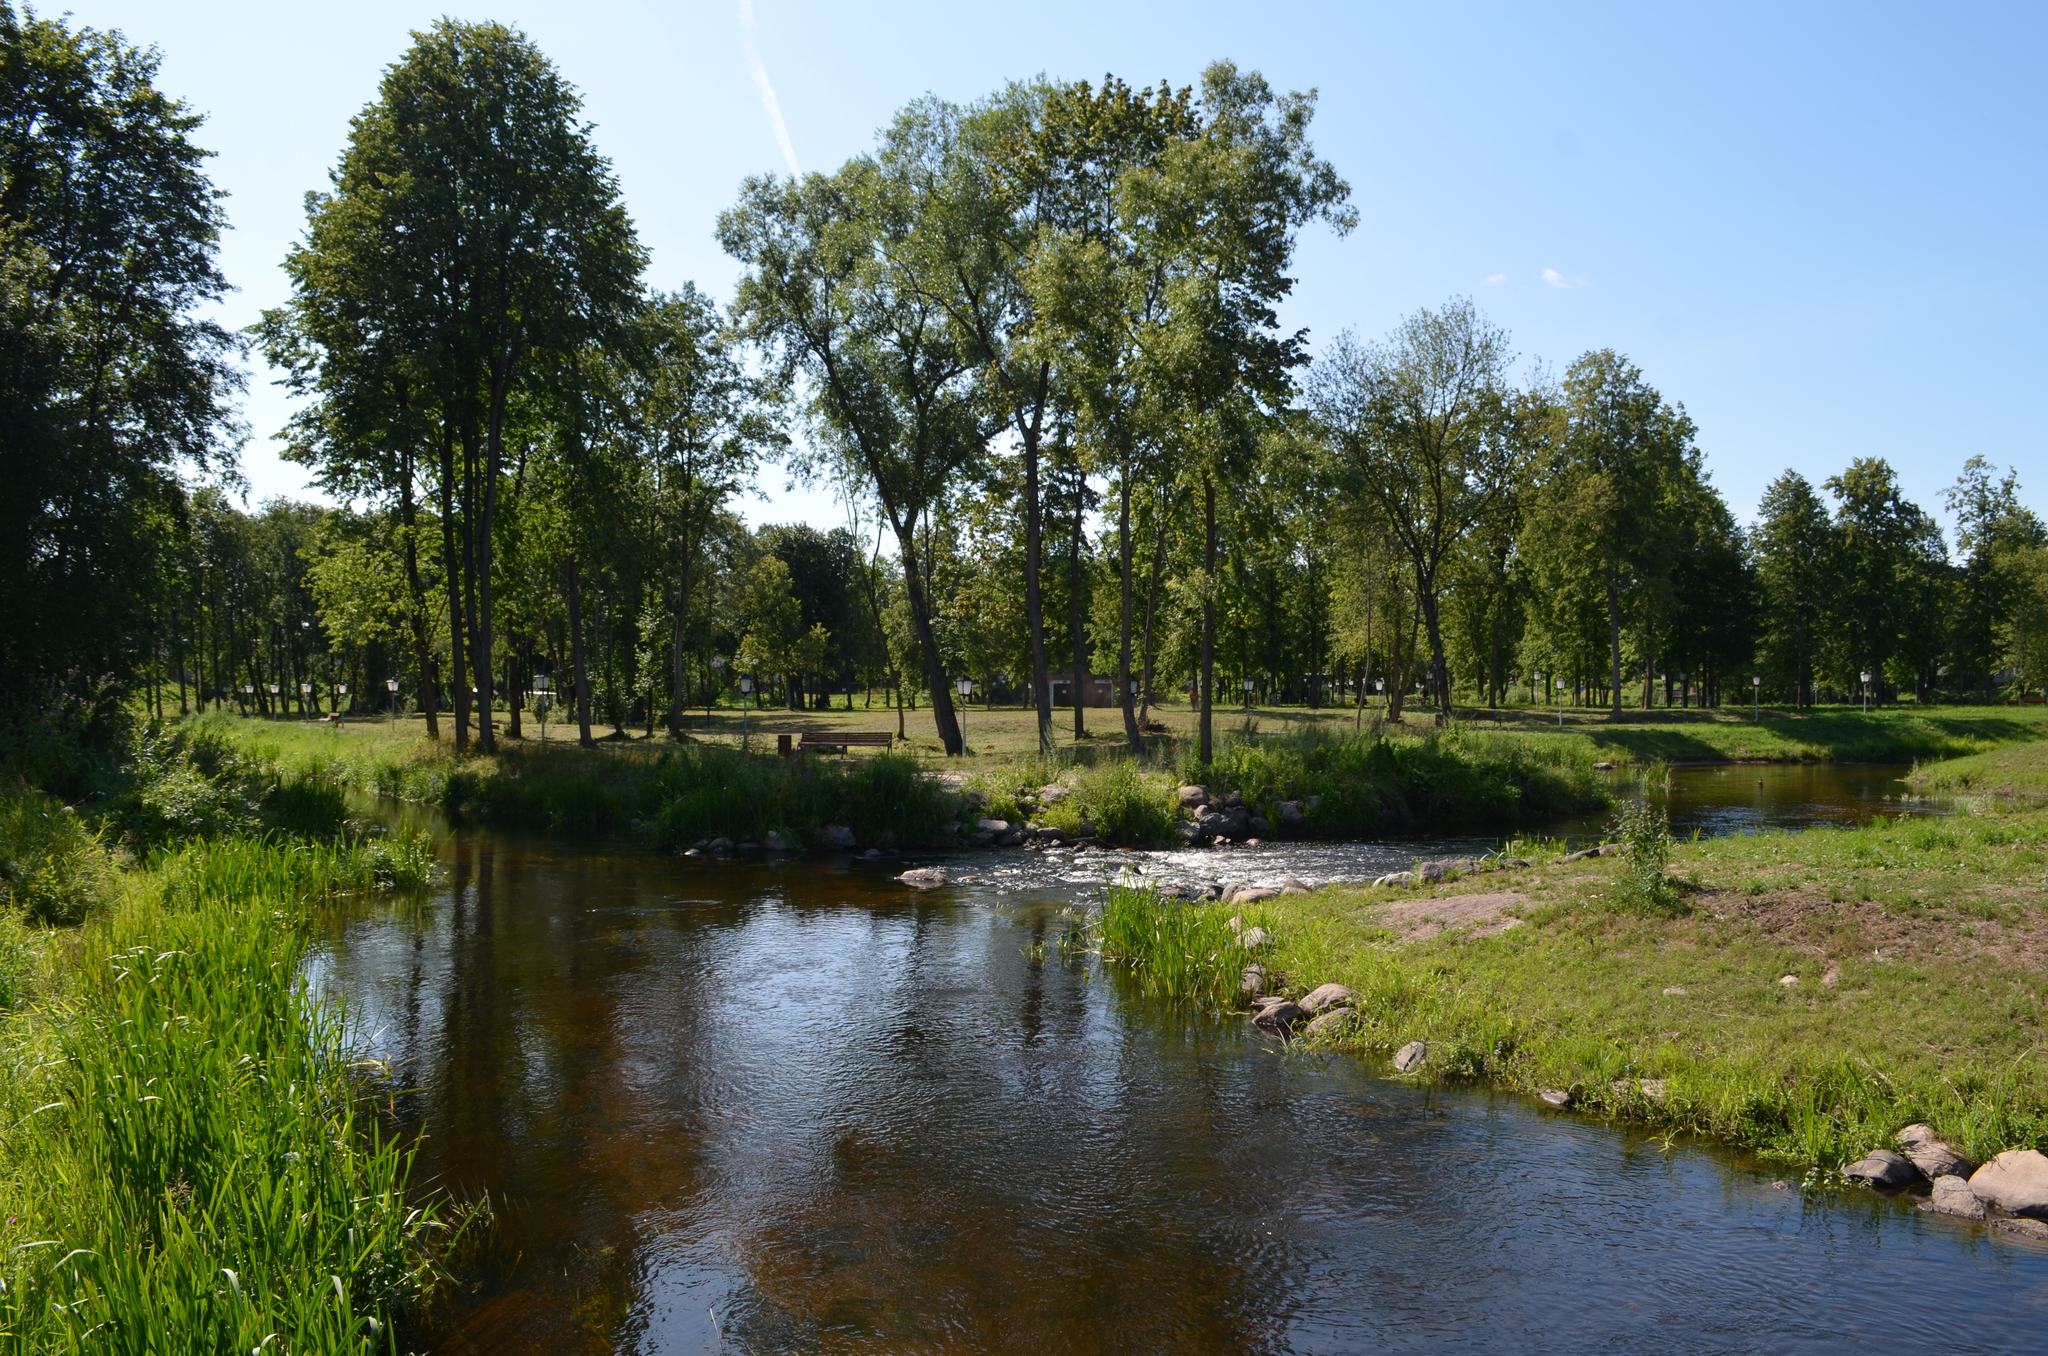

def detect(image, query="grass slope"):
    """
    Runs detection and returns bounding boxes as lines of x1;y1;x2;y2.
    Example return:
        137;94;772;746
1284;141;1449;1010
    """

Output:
1250;806;2048;1169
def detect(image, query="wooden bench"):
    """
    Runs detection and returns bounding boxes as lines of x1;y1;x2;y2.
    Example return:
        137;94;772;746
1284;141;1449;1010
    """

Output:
793;730;894;759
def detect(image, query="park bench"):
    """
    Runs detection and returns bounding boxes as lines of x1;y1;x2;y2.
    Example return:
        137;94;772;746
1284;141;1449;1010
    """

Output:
791;730;894;760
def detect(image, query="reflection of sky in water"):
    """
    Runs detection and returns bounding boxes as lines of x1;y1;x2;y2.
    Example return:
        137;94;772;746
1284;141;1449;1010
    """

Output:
310;785;2042;1355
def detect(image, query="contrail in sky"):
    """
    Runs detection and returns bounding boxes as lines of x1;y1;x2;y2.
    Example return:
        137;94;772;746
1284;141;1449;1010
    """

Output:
739;0;801;176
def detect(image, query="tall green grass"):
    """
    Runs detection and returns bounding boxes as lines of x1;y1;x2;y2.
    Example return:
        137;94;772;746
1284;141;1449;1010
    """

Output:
374;739;960;849
1190;724;1608;835
1094;885;1273;1006
0;836;446;1351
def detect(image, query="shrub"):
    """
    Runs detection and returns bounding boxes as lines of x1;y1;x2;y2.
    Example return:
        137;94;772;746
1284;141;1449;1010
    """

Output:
1607;797;1683;914
1040;761;1180;847
0;786;114;924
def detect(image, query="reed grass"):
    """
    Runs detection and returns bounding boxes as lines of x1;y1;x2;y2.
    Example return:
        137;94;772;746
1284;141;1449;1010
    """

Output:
1093;885;1274;1007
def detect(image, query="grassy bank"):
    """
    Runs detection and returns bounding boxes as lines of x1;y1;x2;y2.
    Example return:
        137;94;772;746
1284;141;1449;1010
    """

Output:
1911;741;2048;804
0;724;449;1349
1086;794;2048;1173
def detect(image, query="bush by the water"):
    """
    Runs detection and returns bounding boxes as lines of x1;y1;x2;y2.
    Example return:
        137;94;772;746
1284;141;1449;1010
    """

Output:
391;738;960;850
1607;798;1682;915
1038;761;1182;847
1190;724;1608;835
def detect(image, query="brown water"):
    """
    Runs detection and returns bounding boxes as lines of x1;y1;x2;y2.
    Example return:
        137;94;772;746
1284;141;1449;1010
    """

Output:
312;768;2047;1354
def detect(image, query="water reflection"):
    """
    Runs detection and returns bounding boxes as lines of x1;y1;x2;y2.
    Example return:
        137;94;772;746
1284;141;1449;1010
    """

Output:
313;809;2045;1355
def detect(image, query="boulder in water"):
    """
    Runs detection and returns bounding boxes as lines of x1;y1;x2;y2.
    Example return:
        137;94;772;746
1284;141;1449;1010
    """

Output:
1970;1150;2048;1218
1922;1175;1986;1220
1298;983;1354;1015
1843;1149;1921;1189
1896;1124;1975;1180
1392;1041;1428;1072
1240;964;1268;998
1303;1008;1355;1038
1253;1001;1304;1036
898;867;949;888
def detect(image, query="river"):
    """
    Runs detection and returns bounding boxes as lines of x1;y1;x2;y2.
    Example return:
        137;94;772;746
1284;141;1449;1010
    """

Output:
312;764;2046;1353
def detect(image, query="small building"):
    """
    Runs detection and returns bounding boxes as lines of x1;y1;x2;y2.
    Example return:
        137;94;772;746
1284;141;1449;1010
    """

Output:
1042;672;1118;708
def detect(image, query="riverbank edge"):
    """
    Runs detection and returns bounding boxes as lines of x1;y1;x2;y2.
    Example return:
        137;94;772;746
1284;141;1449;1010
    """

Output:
1234;805;2048;1203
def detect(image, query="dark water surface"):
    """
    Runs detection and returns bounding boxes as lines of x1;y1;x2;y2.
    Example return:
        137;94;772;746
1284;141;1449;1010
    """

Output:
311;767;2046;1354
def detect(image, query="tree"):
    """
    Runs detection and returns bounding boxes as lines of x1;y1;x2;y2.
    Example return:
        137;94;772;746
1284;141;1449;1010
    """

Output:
720;162;992;755
1526;352;1693;720
0;4;241;695
1945;458;2045;697
279;19;643;751
1752;471;1829;706
1821;458;1947;702
1310;300;1519;724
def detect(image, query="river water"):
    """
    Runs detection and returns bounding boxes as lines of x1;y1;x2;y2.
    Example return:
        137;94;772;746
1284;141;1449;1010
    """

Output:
313;765;2046;1354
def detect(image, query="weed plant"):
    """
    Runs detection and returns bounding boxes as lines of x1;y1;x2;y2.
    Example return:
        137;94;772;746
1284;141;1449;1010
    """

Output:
1607;798;1682;915
1038;762;1182;847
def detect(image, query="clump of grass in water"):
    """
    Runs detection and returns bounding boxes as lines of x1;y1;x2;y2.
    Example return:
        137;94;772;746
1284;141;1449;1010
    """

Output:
1607;798;1683;915
1095;884;1270;1006
1039;762;1181;847
0;839;453;1350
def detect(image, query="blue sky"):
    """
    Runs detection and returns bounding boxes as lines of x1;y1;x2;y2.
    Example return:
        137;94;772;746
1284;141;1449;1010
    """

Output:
93;0;2046;541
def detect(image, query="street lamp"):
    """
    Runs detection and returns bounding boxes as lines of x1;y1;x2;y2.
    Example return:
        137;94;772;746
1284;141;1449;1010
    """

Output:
386;677;399;727
534;674;551;742
709;654;726;729
1243;676;1255;713
335;682;347;719
1860;670;1872;715
1752;674;1761;722
1555;676;1565;727
267;683;279;720
956;676;972;749
739;675;754;751
300;681;312;719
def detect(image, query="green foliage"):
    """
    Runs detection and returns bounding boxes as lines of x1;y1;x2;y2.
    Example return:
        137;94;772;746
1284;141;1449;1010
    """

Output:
0;787;114;925
1038;762;1181;846
0;845;447;1351
1095;884;1270;1007
1606;797;1682;915
1189;724;1607;834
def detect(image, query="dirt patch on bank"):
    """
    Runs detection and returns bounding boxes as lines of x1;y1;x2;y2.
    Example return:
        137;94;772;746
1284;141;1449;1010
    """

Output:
1696;885;2048;970
1373;892;1527;941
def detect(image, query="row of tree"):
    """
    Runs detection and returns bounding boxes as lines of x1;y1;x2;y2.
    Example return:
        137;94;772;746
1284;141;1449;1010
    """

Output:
9;12;2046;762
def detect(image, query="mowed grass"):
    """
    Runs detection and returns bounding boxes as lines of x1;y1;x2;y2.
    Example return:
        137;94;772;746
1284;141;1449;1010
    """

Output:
1911;740;2048;803
1257;804;2048;1169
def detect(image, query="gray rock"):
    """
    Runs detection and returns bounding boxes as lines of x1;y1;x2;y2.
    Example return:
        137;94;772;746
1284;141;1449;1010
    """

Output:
1240;964;1268;998
968;830;997;847
819;823;858;851
1233;887;1280;906
1418;857;1477;882
1921;1174;1986;1220
860;848;882;859
1538;1088;1571;1108
1276;800;1306;831
706;836;734;855
1993;1218;2048;1242
1560;844;1618;863
994;830;1024;847
1075;819;1098;839
1304;1009;1356;1038
1896;1124;1976;1180
1250;991;1291;1010
1177;784;1210;809
1247;816;1271;838
1499;857;1533;869
1392;1041;1429;1072
1280;877;1312;895
1222;791;1245;810
1177;821;1202;845
1843;1149;1922;1189
1662;986;1688;996
1969;1150;2048;1218
897;867;949;888
1253;1001;1304;1035
1298;983;1355;1015
1039;784;1073;806
975;817;1010;833
1374;870;1417;888
1238;926;1270;949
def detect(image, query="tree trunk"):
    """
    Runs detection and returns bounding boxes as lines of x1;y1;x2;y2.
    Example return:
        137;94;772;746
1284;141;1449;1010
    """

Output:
1118;474;1141;752
1023;409;1052;755
399;467;440;740
1138;498;1168;728
1069;482;1087;741
1416;560;1451;727
475;390;506;755
440;423;469;751
667;483;695;739
892;513;964;754
566;554;594;747
1199;474;1217;764
1605;565;1624;722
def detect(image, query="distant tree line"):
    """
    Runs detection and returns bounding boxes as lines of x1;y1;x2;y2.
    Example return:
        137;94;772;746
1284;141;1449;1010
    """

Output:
7;12;2046;760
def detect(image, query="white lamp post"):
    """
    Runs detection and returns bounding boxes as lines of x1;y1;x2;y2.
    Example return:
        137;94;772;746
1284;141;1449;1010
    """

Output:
267;682;279;720
534;674;551;742
1555;676;1565;726
1752;674;1761;722
739;674;753;751
386;677;399;727
1860;670;1872;714
1243;676;1255;713
956;676;972;750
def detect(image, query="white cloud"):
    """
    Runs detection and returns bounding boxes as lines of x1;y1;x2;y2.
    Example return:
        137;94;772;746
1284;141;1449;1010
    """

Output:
1483;273;1507;286
1542;268;1587;289
740;1;801;177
